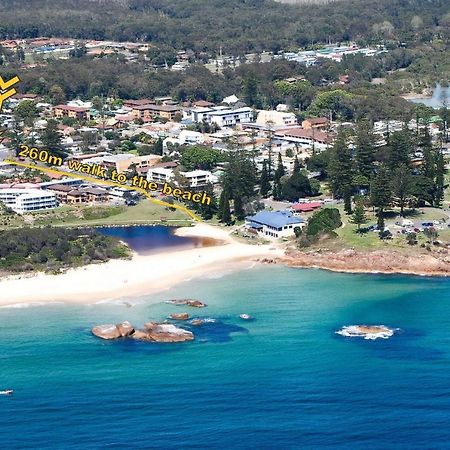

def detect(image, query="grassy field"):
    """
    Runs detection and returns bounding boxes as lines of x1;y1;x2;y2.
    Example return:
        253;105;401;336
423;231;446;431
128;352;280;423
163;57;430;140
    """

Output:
0;200;193;230
328;204;450;250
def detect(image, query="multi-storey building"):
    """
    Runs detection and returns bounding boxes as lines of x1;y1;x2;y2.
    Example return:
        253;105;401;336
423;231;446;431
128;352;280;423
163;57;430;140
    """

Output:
0;189;57;213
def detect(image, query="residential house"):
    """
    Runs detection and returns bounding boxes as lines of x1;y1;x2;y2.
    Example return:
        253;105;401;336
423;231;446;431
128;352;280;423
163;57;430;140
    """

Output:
290;201;322;215
79;187;109;202
302;117;329;130
274;127;331;151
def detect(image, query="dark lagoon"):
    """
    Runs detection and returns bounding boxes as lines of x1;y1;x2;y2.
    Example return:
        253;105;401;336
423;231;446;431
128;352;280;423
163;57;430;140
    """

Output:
98;225;216;254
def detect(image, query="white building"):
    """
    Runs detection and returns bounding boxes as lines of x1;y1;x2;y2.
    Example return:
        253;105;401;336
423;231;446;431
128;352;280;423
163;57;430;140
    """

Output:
0;189;57;214
191;106;253;128
147;168;217;187
183;170;218;187
146;167;174;184
178;130;204;145
256;110;297;127
208;107;253;127
245;210;305;239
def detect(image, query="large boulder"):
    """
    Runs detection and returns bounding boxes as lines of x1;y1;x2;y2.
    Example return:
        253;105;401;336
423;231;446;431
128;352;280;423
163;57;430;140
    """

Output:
116;321;135;337
132;322;194;343
91;324;122;340
92;321;135;340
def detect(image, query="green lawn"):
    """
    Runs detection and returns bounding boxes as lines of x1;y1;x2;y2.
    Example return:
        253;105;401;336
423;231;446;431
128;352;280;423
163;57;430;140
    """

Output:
0;200;193;230
329;204;450;249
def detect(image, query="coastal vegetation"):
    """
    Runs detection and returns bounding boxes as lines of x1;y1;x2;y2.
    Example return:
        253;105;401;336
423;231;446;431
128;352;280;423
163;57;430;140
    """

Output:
0;226;130;274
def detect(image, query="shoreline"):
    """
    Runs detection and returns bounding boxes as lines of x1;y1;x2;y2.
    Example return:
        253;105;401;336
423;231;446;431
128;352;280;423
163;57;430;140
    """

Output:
0;223;448;307
0;223;283;307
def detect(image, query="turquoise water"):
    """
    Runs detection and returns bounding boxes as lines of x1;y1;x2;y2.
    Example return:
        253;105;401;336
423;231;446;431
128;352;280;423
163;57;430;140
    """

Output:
1;266;450;449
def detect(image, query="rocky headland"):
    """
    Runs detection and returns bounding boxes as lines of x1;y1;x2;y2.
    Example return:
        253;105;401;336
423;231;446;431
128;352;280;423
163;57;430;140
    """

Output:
281;248;450;277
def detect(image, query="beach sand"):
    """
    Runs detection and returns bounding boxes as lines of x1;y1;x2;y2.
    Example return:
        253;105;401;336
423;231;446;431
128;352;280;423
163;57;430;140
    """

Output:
0;224;282;307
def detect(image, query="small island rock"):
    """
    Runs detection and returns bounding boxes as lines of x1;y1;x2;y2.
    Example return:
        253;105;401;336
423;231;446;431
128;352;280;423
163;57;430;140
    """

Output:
166;299;207;308
190;319;204;326
169;313;190;320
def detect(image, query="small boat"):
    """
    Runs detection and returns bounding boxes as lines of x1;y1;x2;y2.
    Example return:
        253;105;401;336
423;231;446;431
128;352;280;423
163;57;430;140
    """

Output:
0;389;13;395
239;314;253;320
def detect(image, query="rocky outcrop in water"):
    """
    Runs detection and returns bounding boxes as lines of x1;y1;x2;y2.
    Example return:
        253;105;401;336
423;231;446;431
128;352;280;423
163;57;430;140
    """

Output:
166;299;207;308
91;321;193;343
336;325;396;340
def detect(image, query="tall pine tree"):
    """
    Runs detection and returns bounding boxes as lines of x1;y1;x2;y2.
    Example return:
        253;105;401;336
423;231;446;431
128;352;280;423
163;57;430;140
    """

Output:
259;161;271;197
218;189;232;224
327;130;353;214
370;166;391;235
355;119;376;183
274;152;285;182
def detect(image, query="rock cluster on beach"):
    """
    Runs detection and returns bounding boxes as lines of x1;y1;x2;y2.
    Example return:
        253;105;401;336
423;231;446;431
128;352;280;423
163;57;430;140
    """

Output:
91;320;193;343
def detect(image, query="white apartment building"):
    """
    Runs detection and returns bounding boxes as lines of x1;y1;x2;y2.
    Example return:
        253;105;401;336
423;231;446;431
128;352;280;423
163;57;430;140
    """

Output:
183;170;218;187
0;189;57;213
191;106;253;128
146;167;174;184
147;168;217;188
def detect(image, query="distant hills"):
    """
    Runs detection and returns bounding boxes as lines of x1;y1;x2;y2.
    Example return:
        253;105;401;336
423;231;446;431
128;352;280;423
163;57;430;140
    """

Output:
0;0;447;54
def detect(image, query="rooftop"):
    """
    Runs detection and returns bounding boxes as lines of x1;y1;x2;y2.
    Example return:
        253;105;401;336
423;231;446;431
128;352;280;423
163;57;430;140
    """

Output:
246;210;304;229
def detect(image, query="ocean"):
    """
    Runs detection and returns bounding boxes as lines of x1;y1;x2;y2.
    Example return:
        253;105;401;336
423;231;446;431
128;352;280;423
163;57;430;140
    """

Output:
1;264;450;449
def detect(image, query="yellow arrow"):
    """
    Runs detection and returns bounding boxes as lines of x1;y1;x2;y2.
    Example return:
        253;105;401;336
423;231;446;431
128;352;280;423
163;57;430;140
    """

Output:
0;75;20;91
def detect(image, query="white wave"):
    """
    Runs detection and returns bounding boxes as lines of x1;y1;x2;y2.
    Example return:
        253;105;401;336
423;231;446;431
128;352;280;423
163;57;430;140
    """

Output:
0;301;64;309
92;299;143;306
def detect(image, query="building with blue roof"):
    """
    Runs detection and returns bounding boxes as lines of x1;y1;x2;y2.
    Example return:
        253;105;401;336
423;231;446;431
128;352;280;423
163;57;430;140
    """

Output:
245;210;305;239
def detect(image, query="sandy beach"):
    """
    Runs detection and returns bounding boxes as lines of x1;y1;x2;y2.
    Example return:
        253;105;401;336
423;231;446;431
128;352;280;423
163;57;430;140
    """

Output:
0;223;282;307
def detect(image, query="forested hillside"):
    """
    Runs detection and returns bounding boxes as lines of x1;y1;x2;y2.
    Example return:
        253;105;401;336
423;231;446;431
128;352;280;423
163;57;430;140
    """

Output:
0;0;448;53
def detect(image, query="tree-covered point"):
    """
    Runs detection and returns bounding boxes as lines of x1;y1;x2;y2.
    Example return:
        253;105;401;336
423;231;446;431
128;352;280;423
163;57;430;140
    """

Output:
0;226;130;274
0;0;448;54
